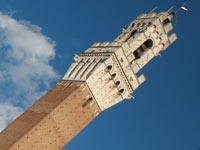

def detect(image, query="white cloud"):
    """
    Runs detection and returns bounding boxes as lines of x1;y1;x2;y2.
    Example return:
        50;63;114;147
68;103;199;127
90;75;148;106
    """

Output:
0;103;23;131
0;11;60;131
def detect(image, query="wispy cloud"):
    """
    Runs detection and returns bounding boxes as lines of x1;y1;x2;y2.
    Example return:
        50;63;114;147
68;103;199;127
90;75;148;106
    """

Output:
0;11;60;131
0;103;23;131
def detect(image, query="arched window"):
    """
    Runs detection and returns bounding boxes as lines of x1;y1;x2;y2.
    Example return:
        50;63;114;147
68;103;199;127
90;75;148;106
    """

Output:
144;39;153;48
133;39;153;60
131;23;135;28
130;30;137;37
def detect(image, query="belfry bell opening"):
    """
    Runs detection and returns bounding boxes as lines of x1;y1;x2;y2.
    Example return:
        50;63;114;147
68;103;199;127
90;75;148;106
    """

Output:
133;39;153;60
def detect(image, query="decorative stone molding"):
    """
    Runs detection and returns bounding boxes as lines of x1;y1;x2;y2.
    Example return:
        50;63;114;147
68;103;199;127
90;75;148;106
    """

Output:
63;11;177;111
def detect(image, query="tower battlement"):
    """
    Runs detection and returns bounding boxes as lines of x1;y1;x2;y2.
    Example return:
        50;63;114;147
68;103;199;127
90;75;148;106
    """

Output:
63;11;177;110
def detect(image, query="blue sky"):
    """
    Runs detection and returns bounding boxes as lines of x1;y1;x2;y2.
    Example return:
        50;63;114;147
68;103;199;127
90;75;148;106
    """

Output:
0;0;199;150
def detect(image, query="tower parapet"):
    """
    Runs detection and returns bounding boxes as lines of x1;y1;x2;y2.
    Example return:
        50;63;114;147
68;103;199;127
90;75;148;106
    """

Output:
63;11;177;110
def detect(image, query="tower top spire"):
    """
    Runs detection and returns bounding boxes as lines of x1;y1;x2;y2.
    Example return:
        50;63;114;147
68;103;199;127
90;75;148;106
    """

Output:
166;2;190;28
168;2;189;13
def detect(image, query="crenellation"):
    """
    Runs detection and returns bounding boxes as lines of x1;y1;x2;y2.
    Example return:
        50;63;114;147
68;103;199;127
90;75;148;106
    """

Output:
130;78;140;90
164;22;173;33
147;12;157;17
101;41;110;46
137;13;147;19
73;54;82;61
158;12;169;22
138;74;146;85
162;41;171;50
169;33;177;44
161;32;170;42
92;42;101;47
107;41;119;46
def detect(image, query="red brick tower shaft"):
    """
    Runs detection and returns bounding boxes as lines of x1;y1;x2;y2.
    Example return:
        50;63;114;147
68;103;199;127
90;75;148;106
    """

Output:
0;81;100;150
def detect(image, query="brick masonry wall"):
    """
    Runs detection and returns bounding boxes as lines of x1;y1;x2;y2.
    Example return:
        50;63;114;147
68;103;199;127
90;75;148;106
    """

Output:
0;80;101;150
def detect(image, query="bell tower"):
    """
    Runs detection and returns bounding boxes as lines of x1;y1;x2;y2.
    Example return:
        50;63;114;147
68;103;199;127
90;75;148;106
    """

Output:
0;10;178;150
63;10;177;111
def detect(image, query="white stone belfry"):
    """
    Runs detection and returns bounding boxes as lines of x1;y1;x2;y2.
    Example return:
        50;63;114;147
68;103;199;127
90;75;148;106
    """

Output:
63;11;177;111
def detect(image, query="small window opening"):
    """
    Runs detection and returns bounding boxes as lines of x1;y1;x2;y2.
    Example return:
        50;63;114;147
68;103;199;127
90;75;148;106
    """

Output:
163;12;175;26
137;23;141;27
148;22;152;26
133;39;153;60
115;81;120;86
111;73;116;79
163;18;170;26
131;23;135;28
118;89;124;94
105;65;112;71
82;97;93;108
88;97;93;101
141;22;146;27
